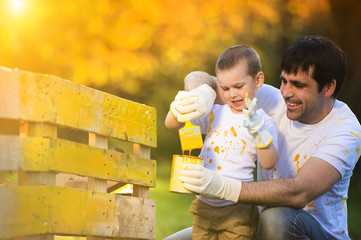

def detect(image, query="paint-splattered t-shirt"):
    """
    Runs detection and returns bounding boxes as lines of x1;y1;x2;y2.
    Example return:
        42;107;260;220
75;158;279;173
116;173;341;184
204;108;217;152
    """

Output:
191;104;278;207
257;84;361;240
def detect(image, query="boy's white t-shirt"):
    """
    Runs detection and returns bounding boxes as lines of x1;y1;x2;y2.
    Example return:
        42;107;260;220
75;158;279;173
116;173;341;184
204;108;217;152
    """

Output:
257;84;361;240
191;104;278;207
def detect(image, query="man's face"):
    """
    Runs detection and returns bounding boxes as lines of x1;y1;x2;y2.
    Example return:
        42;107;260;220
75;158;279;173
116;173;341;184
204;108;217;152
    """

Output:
217;62;261;114
280;68;328;124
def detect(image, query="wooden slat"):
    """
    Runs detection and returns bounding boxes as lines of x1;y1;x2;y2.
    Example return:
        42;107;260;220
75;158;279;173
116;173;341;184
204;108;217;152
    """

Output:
0;136;156;187
0;68;156;147
0;67;20;119
133;144;151;199
0;186;155;239
18;121;58;187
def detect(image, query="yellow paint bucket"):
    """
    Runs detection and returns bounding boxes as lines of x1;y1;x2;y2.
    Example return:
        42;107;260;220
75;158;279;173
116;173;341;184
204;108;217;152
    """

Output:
169;155;203;194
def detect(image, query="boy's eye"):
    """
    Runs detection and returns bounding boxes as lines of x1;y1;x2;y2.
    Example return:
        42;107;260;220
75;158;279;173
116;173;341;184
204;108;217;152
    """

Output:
222;87;229;91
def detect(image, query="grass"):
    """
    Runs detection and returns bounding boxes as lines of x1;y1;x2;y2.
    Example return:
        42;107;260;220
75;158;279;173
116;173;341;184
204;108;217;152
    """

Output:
150;158;194;239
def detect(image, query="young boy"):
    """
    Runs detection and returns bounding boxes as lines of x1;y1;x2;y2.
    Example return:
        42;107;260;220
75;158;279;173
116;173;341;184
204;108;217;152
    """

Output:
165;45;278;239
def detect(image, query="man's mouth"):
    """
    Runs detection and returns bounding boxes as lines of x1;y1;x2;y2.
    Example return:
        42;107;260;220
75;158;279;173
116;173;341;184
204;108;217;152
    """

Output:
286;101;301;110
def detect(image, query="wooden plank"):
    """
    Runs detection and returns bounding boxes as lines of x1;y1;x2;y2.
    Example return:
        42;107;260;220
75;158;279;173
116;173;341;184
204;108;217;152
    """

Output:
87;133;108;193
0;136;156;187
133;144;151;199
0;66;20;119
18;122;57;186
12;69;156;147
0;186;155;239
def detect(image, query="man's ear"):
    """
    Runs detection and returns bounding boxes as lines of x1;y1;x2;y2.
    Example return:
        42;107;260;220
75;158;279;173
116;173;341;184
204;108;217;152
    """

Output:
256;72;264;88
323;79;336;97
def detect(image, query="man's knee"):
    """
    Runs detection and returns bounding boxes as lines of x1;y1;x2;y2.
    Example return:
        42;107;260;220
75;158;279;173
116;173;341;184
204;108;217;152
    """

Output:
258;207;292;239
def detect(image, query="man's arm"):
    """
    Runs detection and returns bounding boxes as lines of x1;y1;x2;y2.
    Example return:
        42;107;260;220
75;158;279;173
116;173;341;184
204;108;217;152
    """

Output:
239;157;341;208
180;156;341;207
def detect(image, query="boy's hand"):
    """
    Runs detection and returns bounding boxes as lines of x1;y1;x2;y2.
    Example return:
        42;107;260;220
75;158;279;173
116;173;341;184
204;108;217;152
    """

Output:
179;164;242;203
171;84;216;122
243;95;273;148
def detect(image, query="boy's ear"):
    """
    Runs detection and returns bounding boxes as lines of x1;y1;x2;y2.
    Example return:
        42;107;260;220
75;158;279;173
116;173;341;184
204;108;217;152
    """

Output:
323;79;336;97
256;72;264;88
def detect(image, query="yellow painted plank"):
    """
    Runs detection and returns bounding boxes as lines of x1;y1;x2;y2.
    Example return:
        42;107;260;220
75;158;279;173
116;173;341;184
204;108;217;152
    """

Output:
0;68;156;147
0;186;155;238
0;136;156;187
0;67;20;120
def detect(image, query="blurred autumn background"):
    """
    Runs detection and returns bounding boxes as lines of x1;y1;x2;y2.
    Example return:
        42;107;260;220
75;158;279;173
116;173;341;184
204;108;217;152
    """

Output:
1;0;360;239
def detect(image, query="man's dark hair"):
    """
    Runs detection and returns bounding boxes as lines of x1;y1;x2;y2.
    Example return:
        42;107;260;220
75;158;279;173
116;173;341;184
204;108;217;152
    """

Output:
281;36;347;98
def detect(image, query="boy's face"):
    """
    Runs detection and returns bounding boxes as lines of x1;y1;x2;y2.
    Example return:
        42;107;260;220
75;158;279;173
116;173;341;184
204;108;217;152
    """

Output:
216;61;263;114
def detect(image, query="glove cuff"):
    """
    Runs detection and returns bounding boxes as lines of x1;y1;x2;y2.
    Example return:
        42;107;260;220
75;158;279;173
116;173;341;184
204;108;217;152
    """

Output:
222;177;242;203
251;122;273;148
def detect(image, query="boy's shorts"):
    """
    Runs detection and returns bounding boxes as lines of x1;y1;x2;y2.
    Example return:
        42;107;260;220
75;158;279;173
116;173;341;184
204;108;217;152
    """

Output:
190;198;259;240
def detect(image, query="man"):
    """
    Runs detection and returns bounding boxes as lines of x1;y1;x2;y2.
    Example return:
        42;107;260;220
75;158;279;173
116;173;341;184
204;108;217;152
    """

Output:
168;36;361;239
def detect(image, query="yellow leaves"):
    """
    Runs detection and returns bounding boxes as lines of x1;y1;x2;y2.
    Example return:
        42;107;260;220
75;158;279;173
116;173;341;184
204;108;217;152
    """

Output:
0;0;333;96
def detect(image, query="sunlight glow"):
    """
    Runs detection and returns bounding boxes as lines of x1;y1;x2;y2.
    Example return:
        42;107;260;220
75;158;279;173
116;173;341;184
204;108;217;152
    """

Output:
10;0;24;11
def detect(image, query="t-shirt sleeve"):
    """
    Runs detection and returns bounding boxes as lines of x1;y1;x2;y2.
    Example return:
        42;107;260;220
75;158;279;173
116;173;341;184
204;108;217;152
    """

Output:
258;84;285;119
312;118;361;178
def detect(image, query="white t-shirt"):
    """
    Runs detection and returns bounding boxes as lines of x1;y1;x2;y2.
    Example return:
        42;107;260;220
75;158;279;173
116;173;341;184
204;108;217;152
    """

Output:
257;84;361;240
192;104;278;207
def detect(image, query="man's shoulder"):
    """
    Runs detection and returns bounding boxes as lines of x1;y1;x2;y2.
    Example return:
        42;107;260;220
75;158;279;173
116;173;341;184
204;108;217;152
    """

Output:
332;100;361;127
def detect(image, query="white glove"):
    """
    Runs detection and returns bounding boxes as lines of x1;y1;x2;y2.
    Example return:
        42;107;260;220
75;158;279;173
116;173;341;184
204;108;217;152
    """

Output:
173;84;216;122
179;164;242;203
243;96;273;148
170;90;187;121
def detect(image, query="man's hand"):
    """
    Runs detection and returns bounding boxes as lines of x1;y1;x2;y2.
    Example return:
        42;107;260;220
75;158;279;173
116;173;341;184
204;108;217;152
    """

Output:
170;90;187;121
171;84;216;122
179;164;242;203
243;95;273;148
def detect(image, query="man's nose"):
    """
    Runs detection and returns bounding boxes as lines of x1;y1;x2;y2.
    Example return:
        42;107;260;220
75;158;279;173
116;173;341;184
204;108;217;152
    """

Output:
281;84;293;99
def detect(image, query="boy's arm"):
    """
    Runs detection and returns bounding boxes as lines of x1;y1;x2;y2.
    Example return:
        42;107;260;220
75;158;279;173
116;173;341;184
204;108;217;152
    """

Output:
165;111;185;131
243;96;278;169
257;142;278;170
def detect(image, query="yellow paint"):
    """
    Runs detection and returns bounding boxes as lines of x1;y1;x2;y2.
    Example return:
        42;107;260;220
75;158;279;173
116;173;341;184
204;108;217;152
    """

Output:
179;121;203;153
0;136;156;187
2;69;156;147
337;117;349;122
341;196;347;213
0;185;155;238
294;154;300;172
217;165;222;170
351;131;361;139
307;202;317;212
209;111;215;124
169;155;203;194
307;203;316;207
230;127;237;137
214;146;220;154
356;145;360;158
239;139;246;156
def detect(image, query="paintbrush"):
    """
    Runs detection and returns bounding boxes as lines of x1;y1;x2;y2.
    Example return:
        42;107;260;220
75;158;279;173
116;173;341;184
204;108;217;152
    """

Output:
178;121;203;155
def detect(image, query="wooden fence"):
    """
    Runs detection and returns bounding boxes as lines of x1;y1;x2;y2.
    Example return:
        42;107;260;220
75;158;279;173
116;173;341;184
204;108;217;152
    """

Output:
0;66;157;239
